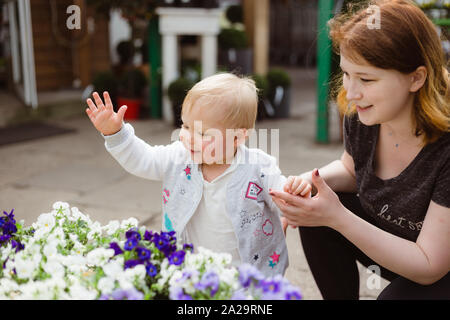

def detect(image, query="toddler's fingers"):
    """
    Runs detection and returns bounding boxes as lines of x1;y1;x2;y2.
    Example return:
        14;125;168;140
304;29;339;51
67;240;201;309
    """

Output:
300;184;312;197
92;92;105;110
284;176;295;193
293;182;306;195
290;178;304;193
103;91;113;111
86;98;98;113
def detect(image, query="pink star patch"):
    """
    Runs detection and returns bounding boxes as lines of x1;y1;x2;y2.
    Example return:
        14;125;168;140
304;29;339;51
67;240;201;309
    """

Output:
184;166;191;175
270;251;280;263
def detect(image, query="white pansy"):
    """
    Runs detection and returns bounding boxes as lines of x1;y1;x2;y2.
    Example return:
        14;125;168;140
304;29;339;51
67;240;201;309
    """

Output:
52;201;70;214
86;247;114;267
102;258;124;279
1;243;12;260
103;220;120;236
43;260;65;278
121;217;138;229
14;255;36;280
69;283;98;300
72;241;85;256
116;274;134;290
43;243;58;258
97;276;116;294
32;213;56;238
87;221;102;240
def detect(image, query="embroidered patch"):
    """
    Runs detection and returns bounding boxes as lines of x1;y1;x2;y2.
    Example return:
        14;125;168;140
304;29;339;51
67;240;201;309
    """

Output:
262;219;273;236
164;213;174;232
245;182;263;200
240;210;263;230
184;165;192;180
253;254;259;261
163;188;170;204
268;251;280;269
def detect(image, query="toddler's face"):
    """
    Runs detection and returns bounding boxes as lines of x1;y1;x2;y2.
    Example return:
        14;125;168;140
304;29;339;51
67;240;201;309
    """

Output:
179;105;244;165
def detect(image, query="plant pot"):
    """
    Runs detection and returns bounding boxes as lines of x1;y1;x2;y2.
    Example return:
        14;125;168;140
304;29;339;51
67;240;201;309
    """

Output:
117;97;141;120
218;48;253;75
268;86;291;118
172;103;183;128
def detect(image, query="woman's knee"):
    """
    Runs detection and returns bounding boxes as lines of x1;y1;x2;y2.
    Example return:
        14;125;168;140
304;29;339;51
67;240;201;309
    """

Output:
377;273;450;300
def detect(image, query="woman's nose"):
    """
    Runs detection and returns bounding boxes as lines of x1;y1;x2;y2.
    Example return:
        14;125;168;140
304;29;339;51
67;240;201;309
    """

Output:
345;80;363;102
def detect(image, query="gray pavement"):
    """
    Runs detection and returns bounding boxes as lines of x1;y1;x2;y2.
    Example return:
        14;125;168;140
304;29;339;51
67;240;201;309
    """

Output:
0;68;388;299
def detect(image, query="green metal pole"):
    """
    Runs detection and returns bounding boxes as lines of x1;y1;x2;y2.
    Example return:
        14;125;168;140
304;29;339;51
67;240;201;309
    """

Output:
149;15;162;119
317;0;335;143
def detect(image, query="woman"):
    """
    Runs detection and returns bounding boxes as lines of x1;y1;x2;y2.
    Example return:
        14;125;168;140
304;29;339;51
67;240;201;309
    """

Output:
270;0;450;299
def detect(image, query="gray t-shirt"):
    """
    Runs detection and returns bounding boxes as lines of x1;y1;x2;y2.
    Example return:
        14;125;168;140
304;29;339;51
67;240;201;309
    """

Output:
343;113;450;242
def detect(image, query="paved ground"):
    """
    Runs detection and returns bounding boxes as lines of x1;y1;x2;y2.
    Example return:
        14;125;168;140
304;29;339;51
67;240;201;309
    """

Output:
0;68;389;299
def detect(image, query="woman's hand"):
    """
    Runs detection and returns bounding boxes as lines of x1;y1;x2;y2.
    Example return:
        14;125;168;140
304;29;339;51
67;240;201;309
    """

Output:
270;168;346;229
86;91;127;136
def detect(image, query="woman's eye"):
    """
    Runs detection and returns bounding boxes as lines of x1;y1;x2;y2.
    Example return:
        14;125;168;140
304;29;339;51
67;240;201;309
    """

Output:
361;78;374;83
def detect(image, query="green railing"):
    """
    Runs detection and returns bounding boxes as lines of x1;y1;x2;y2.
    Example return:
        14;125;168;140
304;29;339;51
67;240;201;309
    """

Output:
316;0;335;143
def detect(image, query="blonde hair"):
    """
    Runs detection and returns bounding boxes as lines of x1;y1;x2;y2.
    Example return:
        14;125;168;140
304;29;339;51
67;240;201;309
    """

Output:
181;73;258;129
329;0;449;145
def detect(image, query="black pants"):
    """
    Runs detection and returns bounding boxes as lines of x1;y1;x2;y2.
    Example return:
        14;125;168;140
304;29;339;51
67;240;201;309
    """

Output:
298;192;450;300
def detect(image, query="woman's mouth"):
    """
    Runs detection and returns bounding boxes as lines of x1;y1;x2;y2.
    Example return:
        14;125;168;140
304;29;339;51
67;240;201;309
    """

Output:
356;105;373;112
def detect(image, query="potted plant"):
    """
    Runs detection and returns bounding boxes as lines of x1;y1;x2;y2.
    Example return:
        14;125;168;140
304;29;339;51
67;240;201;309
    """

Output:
251;74;275;121
266;68;292;118
168;77;195;127
218;5;253;75
92;71;119;112
117;68;148;120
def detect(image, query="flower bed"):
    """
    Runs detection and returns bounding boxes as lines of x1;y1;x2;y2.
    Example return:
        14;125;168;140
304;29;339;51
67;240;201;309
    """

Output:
0;202;302;300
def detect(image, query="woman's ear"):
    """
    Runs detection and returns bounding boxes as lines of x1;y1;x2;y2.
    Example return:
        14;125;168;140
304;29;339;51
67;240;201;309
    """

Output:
409;66;427;93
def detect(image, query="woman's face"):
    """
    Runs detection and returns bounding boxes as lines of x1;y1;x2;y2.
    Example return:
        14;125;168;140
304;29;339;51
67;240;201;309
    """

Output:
340;54;416;127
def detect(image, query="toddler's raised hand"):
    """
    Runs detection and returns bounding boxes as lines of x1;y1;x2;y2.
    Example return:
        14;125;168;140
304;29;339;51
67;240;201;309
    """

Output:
283;175;312;198
86;91;127;136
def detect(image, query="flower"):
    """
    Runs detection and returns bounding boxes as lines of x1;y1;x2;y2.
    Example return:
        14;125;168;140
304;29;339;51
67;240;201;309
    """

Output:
124;259;142;269
168;250;185;266
169;286;193;300
0;203;302;301
238;264;264;288
124;237;138;251
144;230;153;242
125;228;141;241
100;287;144;300
195;270;220;297
146;263;158;277
135;247;151;261
109;242;123;256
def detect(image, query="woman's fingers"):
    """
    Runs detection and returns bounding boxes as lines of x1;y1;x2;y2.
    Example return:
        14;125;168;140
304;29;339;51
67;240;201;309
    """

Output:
270;189;308;207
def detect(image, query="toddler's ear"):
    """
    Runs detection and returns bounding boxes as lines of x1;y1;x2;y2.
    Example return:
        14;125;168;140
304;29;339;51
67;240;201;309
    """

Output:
234;128;248;146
